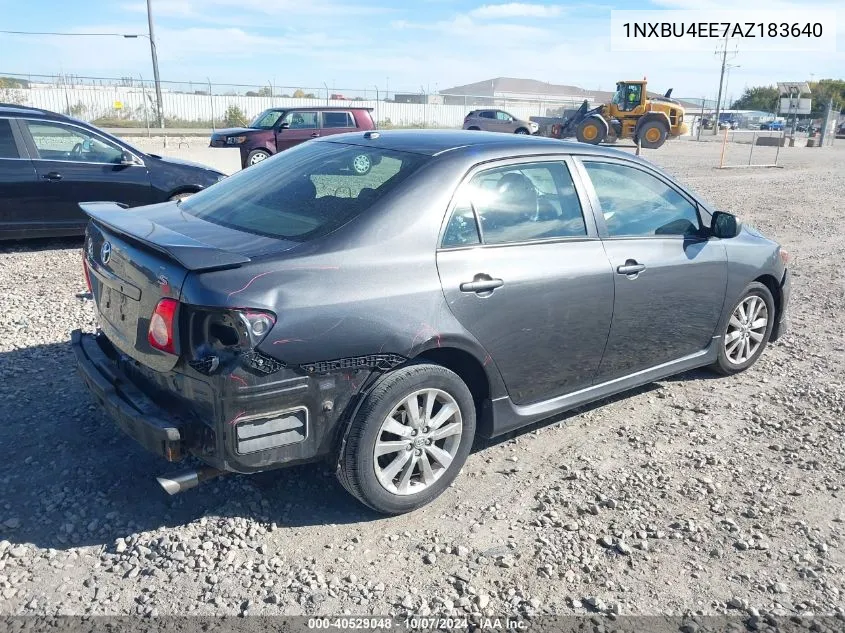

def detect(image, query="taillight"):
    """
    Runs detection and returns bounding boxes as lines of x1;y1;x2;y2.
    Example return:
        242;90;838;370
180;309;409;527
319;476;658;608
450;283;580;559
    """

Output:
148;298;179;354
779;249;791;265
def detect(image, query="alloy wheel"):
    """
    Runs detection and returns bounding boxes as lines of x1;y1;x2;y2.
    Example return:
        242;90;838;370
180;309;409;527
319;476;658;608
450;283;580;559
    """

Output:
373;388;463;496
724;295;769;364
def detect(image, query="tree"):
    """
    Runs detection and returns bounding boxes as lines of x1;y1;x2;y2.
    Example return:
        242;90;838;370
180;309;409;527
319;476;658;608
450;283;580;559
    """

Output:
257;86;272;97
808;79;845;118
292;89;306;98
0;77;26;104
222;104;248;127
731;86;779;113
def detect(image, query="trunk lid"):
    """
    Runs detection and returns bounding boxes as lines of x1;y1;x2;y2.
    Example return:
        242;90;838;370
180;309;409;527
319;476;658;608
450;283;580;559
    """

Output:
81;201;289;372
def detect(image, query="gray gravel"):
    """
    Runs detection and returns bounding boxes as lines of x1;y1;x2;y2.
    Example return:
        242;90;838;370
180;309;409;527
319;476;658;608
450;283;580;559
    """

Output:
0;138;843;618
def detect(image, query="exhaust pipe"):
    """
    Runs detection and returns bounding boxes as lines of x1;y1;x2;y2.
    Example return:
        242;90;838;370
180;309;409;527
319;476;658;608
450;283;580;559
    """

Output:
156;467;224;495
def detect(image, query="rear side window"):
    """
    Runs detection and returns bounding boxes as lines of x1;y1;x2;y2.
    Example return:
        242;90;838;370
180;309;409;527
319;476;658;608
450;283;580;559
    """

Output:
479;111;495;119
180;142;428;241
322;112;355;128
0;119;19;158
442;161;587;247
282;111;318;129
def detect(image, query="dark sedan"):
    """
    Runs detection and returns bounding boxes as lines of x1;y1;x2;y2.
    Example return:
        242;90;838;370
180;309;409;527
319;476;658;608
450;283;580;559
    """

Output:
0;104;227;240
72;129;791;515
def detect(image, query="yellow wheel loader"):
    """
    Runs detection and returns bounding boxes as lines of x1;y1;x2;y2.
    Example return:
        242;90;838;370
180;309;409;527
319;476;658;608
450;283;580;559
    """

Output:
555;80;689;149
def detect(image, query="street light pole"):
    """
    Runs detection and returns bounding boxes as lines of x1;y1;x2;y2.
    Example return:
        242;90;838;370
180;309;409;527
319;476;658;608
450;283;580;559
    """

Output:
145;0;164;131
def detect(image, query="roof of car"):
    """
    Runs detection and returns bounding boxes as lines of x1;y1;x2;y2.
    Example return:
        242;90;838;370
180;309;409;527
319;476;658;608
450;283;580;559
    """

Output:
321;128;638;160
0;103;64;118
263;106;374;112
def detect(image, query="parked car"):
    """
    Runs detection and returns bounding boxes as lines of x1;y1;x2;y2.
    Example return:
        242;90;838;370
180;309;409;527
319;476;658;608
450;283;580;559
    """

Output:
463;109;539;135
209;107;378;169
760;120;784;131
0;104;226;240
72;129;790;515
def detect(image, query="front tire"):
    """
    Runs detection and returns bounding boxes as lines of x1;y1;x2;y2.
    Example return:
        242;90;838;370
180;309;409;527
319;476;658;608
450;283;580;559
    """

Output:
351;153;372;175
337;362;476;515
576;118;606;144
514;128;529;134
637;121;668;149
246;149;271;167
711;282;775;376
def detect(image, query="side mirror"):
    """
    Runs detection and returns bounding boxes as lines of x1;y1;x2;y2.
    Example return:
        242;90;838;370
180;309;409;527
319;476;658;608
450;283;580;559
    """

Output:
711;211;740;239
82;139;93;151
120;151;140;166
278;121;290;130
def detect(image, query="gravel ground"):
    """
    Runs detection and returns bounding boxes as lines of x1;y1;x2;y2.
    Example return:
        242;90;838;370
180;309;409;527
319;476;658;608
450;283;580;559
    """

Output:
0;138;843;621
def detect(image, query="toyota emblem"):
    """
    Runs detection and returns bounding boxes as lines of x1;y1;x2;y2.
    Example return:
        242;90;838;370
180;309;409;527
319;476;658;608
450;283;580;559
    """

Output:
100;241;112;264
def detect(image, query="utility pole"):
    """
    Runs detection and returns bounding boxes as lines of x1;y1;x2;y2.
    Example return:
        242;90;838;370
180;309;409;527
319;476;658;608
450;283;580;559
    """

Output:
713;36;737;135
146;0;164;131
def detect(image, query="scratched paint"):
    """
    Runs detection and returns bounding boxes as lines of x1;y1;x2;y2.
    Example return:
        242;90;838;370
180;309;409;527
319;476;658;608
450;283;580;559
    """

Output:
226;271;273;301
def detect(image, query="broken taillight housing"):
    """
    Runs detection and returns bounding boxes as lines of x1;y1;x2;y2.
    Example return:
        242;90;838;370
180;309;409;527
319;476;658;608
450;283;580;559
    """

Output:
82;257;92;293
148;298;179;354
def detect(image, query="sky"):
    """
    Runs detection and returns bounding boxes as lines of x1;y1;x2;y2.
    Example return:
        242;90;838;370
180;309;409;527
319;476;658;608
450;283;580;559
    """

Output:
0;0;842;102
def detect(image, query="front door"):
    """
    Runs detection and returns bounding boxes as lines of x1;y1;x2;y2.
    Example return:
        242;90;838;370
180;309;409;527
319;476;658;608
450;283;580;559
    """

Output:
21;119;153;233
436;157;615;405
275;111;320;152
577;157;728;382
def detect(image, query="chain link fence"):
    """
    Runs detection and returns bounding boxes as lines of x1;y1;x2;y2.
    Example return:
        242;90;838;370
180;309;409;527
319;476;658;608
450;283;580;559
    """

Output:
1;73;601;133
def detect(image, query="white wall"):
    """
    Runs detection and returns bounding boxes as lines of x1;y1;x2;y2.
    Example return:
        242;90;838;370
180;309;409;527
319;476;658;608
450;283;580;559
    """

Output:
14;87;582;128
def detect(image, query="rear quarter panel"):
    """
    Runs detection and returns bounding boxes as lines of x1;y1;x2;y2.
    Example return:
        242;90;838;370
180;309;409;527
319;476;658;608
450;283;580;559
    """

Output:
178;155;508;398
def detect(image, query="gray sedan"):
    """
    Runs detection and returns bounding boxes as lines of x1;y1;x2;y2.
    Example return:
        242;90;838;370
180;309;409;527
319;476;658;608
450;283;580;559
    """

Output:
72;129;791;515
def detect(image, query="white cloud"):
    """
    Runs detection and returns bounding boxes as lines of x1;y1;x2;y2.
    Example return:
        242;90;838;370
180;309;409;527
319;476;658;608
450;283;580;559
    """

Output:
469;3;564;19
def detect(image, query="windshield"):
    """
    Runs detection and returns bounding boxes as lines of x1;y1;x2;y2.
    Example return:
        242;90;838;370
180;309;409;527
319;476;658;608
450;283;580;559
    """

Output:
249;109;285;129
179;141;428;242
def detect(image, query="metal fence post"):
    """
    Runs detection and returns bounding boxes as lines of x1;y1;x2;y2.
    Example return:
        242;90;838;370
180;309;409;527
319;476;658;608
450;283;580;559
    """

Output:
774;131;783;166
748;132;755;165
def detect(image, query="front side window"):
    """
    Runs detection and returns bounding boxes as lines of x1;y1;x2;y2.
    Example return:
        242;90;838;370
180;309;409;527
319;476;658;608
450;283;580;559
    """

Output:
25;121;123;164
322;112;354;128
583;161;701;237
496;111;513;121
442;160;587;247
250;110;284;129
0;119;19;158
180;142;427;242
283;111;318;129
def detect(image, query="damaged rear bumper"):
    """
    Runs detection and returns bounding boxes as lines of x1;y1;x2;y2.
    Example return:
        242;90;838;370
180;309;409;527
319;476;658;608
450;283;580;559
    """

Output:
71;330;366;476
71;329;185;462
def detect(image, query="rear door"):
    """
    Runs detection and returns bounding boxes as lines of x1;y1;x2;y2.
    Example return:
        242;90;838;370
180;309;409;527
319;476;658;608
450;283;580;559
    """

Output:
320;111;358;137
20;119;153;232
436;156;615;406
575;157;728;382
0;117;39;237
275;111;320;151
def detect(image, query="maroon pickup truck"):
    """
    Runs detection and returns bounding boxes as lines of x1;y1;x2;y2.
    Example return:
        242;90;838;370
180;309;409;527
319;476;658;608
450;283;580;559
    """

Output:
210;107;378;170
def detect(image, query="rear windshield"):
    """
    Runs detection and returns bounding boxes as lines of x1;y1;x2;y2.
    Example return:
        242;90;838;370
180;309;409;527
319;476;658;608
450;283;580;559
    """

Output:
179;141;428;241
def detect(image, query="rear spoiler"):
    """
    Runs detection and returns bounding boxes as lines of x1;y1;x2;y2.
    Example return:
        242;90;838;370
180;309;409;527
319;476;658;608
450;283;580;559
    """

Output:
79;201;252;272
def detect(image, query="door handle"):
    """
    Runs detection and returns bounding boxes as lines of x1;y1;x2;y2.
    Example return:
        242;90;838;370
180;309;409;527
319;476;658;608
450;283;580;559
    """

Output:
460;277;504;293
42;172;63;181
616;260;646;276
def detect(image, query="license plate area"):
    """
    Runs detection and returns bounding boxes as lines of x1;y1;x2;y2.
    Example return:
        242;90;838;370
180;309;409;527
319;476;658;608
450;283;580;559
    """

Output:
98;285;139;334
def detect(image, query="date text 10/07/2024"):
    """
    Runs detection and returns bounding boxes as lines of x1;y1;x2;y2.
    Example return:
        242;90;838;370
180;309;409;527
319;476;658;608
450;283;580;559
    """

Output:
307;617;529;630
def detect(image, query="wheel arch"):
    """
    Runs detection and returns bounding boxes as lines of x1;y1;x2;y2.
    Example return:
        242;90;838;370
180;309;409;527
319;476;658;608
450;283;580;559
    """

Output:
754;273;784;340
166;184;203;199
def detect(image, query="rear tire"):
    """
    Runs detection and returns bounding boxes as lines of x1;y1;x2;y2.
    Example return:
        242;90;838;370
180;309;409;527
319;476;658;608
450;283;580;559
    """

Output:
637;121;668;149
710;282;775;376
576;118;606;144
337;362;476;515
467;126;481;131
